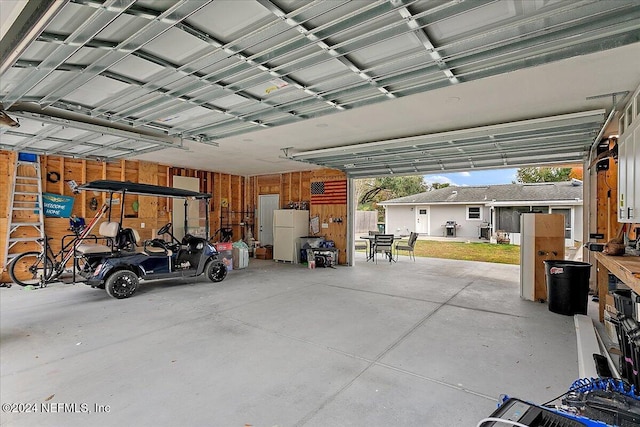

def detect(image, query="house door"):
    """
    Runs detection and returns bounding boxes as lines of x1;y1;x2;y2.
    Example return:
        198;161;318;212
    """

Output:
415;207;429;234
258;194;279;245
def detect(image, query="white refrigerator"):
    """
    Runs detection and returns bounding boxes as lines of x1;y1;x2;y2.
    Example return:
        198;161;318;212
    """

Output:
273;210;309;263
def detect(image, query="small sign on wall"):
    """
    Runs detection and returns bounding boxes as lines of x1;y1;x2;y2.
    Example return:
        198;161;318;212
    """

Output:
42;193;75;218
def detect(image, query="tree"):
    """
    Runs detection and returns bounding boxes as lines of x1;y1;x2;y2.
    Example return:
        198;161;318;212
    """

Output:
356;176;428;221
514;167;572;183
569;166;583;180
430;182;450;190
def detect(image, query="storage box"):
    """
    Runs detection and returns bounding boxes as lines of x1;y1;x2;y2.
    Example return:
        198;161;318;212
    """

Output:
232;247;249;269
18;152;37;162
603;311;619;346
605;293;617;315
613;289;633;317
215;242;233;271
255;246;273;260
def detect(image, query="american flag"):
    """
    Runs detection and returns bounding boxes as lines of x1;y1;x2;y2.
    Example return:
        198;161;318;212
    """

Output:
310;180;347;205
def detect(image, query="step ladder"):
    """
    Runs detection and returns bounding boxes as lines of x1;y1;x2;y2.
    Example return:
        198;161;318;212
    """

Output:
3;153;45;270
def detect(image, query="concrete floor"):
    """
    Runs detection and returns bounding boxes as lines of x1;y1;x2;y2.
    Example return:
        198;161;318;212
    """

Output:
1;254;584;427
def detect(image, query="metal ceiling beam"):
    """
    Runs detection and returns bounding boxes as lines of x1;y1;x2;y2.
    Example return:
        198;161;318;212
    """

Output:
289;110;605;176
258;0;487;82
255;0;396;99
35;4;342;136
12;123;65;150
442;3;640;73
437;0;597;55
38;0;212;107
1;129;135;155
2;0;134;109
64;0;422;134
0;0;69;76
316;137;593;171
34;32;304;130
292;110;605;158
31;20;328;134
7;110;188;150
345;152;589;179
396;5;458;84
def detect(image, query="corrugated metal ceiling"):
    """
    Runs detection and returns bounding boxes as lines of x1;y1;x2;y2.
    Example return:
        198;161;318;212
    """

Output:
1;0;639;176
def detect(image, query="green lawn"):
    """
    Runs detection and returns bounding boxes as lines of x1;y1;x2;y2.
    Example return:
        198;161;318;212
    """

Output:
409;240;520;265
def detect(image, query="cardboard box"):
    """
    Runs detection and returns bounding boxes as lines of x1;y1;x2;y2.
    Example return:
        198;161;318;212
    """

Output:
233;247;249;269
255;246;273;260
605;293;617;315
215;242;233;271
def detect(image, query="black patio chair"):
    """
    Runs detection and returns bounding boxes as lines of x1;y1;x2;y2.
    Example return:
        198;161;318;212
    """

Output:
395;232;418;261
373;234;394;264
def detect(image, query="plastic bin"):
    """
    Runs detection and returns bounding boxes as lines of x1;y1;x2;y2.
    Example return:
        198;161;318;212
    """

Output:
612;289;634;317
18;152;37;162
544;260;592;316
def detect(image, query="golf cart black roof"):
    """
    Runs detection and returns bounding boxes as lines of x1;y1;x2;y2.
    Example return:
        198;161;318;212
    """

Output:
79;180;211;199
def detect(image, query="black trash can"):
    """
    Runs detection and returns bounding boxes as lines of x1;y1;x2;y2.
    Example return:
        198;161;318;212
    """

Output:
544;260;592;316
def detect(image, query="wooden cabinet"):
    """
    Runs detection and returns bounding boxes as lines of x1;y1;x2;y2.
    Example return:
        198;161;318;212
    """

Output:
520;213;565;301
618;87;640;223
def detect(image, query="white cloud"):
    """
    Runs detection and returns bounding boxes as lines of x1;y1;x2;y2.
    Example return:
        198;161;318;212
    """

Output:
423;175;458;186
459;171;471;177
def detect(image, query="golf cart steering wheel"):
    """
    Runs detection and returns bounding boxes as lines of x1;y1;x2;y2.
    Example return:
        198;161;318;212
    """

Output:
157;222;172;236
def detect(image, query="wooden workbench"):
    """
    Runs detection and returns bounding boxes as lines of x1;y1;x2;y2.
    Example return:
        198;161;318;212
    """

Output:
594;252;640;321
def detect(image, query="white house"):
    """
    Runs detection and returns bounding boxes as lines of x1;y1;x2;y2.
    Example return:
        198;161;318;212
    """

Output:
379;181;583;246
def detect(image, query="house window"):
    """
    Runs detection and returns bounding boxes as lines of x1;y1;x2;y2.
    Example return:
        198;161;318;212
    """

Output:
467;206;482;220
495;206;551;233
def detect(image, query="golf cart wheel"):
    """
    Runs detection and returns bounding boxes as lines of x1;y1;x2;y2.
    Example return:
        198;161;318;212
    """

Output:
105;270;138;299
206;261;227;283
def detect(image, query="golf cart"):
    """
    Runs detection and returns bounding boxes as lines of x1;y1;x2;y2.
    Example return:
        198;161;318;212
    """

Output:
75;180;227;299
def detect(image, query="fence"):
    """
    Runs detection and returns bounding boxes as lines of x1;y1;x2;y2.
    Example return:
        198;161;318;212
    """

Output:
355;211;377;233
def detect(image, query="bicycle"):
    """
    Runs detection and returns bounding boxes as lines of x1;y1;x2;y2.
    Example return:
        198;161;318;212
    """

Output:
8;205;109;287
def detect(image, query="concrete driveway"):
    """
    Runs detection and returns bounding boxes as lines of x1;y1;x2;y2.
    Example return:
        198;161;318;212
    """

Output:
0;255;580;426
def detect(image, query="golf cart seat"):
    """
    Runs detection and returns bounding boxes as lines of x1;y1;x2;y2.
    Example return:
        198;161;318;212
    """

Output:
76;221;120;254
144;239;174;256
117;227;140;252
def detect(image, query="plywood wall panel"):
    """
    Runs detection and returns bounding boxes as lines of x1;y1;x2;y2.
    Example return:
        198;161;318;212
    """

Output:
0;151;15;218
0;218;7;272
138;161;158;220
1;148;351;283
596;139;619;242
308;170;347;264
44;157;63;194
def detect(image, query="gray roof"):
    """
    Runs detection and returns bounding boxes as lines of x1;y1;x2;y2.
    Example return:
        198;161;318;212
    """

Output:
380;181;583;205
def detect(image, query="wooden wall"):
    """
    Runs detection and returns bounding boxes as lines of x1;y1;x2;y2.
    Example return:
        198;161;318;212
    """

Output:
247;169;348;264
1;149;348;283
0;151;14;282
167;167;247;243
595;138;620;242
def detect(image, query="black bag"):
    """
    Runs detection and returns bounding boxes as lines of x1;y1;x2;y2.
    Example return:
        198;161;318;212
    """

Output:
117;228;137;250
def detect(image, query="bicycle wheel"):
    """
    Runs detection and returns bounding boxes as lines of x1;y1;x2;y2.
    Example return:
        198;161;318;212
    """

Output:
9;251;54;286
73;256;92;279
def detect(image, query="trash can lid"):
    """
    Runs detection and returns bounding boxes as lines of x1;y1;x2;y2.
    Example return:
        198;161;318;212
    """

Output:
543;260;592;268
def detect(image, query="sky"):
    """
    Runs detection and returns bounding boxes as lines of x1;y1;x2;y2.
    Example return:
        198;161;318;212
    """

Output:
423;168;518;187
